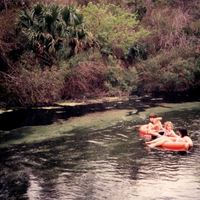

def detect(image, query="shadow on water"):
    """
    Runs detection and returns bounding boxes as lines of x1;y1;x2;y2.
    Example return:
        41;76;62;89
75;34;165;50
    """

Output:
1;94;200;131
0;96;168;131
0;100;200;200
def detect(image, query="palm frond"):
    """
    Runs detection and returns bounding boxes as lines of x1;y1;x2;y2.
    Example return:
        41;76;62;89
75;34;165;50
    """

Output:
33;3;44;17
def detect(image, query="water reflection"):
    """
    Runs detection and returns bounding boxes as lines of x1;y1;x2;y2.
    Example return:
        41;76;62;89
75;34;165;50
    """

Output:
0;108;200;199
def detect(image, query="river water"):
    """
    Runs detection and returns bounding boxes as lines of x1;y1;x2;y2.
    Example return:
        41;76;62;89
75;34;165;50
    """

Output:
0;100;200;200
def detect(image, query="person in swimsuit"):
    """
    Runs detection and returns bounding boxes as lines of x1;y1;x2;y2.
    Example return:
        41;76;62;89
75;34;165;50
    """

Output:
146;121;179;147
147;113;163;137
146;125;193;150
176;128;193;149
162;121;178;137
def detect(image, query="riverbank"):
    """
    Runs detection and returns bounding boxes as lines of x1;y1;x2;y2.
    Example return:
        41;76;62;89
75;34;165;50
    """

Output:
1;1;200;109
2;90;200;112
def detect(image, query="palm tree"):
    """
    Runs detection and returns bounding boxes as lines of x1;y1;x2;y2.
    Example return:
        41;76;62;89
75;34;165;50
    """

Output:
18;4;94;65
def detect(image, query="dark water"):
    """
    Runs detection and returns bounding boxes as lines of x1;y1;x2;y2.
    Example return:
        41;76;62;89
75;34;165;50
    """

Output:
0;104;200;200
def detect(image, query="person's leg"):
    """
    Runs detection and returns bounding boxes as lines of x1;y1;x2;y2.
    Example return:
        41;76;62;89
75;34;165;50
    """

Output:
148;137;169;148
146;136;165;144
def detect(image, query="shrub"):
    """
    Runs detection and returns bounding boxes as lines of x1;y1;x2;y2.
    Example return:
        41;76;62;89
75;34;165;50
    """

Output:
81;2;149;54
136;49;197;93
62;61;107;99
62;58;139;99
1;66;64;106
127;43;148;63
184;21;200;37
0;0;31;11
143;7;191;51
104;65;138;95
193;57;200;88
160;57;195;92
64;48;103;68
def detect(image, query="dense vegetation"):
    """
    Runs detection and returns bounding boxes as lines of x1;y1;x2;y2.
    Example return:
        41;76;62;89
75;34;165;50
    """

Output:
0;0;199;106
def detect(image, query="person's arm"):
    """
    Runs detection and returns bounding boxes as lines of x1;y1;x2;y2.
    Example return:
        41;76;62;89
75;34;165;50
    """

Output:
147;122;153;132
147;122;161;136
155;117;162;121
170;130;179;137
154;118;163;130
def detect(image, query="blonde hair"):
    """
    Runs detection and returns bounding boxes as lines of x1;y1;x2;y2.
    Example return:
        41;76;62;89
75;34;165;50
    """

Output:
164;121;174;129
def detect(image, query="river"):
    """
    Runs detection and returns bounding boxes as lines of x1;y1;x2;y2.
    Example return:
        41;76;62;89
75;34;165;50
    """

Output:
0;99;200;200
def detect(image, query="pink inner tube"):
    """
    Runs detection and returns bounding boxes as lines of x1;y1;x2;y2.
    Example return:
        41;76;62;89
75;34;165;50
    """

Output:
160;141;189;151
139;124;152;139
139;125;191;151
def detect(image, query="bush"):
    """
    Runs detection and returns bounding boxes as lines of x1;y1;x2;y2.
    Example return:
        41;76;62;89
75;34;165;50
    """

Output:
64;48;103;68
143;7;191;51
1;66;64;106
127;43;148;63
160;58;195;92
62;58;139;99
184;21;200;37
104;65;138;95
193;57;200;88
62;61;107;99
136;49;197;93
81;2;149;54
0;0;31;11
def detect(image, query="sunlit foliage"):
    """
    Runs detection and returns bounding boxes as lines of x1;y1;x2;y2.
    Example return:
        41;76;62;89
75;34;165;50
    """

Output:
81;2;149;53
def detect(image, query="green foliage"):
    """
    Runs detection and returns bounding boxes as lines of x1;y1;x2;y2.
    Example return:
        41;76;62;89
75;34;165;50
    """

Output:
194;57;200;86
160;58;195;91
105;65;138;95
81;2;149;53
65;49;103;68
136;49;197;93
18;3;93;66
62;6;83;26
127;43;148;63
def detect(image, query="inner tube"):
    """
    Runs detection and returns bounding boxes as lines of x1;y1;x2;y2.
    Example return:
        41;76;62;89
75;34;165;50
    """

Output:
160;140;190;151
139;124;152;139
